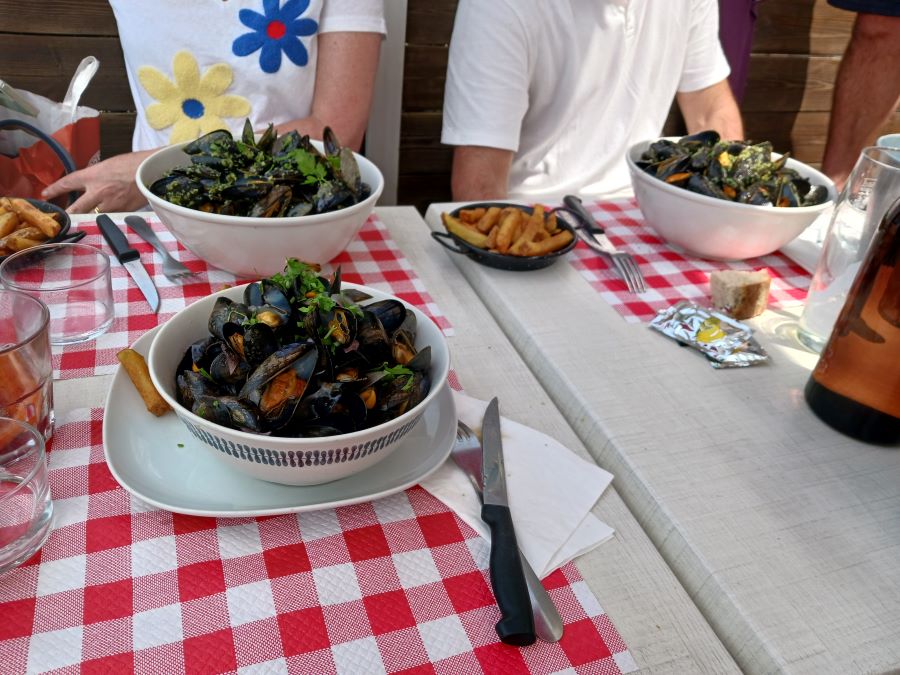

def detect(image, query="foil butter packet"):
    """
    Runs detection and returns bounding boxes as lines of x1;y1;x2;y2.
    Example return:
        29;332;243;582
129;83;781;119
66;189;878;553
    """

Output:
649;301;769;368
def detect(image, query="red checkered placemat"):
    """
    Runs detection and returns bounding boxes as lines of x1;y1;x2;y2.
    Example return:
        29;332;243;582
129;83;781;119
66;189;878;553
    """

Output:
52;215;453;380
567;199;812;323
0;409;638;674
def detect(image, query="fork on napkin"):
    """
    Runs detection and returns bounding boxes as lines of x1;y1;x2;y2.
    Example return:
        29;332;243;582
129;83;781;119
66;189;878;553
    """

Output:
422;391;615;579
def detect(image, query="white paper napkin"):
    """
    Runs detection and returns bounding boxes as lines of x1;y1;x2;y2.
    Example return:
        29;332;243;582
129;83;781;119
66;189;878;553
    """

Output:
421;391;615;578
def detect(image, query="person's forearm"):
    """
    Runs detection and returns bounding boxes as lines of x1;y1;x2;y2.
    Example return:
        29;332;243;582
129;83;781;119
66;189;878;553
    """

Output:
822;13;900;189
273;32;381;151
684;106;743;141
677;80;744;140
451;146;513;201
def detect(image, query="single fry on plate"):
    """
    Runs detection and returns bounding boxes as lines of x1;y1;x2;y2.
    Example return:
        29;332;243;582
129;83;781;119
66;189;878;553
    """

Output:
117;348;171;417
442;204;573;258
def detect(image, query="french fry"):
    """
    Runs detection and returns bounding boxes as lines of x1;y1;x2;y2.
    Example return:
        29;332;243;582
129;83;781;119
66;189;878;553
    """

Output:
509;208;548;256
0;211;20;237
3;235;45;252
520;230;574;256
3;226;44;242
442;213;489;248
117;349;172;417
494;209;522;254
458;208;486;225
545;212;559;234
10;198;61;238
485;223;499;250
475;206;502;234
0;197;12;213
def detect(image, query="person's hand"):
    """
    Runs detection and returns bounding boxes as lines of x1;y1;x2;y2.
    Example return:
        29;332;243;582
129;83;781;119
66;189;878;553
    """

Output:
42;150;156;213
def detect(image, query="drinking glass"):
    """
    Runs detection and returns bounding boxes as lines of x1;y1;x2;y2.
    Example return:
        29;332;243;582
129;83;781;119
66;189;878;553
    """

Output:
0;243;114;345
0;416;53;574
0;290;54;440
797;147;900;352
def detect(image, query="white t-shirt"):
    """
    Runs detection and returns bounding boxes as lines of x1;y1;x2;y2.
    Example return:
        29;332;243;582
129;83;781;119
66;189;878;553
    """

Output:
108;0;386;151
441;0;731;200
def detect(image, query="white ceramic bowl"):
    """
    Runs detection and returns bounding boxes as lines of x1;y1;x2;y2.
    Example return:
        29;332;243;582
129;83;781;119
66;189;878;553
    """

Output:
147;282;450;486
136;141;384;277
626;138;837;260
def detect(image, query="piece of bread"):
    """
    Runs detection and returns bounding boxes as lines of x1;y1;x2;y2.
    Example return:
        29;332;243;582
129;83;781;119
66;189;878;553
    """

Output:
710;269;771;319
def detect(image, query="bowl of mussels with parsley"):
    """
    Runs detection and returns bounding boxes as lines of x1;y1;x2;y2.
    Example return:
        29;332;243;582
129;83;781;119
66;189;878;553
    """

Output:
147;259;451;486
136;119;384;277
625;130;836;261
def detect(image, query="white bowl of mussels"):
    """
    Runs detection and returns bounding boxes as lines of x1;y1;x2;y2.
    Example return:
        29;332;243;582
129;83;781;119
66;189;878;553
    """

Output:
147;261;449;486
135;123;384;278
626;133;837;261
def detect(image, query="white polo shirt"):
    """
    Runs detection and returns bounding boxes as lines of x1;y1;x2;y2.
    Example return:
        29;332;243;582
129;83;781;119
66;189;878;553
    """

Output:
441;0;731;200
108;0;385;151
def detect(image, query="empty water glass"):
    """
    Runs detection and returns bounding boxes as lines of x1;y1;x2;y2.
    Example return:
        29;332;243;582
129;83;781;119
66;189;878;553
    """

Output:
0;243;114;345
0;417;53;574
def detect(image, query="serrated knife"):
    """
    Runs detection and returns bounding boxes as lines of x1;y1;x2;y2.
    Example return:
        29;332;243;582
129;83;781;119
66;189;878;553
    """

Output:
96;214;159;313
481;397;536;646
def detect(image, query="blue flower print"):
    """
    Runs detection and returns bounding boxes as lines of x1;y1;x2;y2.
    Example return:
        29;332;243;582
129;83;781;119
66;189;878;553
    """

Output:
232;0;318;74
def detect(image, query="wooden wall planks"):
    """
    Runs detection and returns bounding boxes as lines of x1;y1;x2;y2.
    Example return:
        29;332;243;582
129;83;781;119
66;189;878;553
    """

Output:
2;0;896;212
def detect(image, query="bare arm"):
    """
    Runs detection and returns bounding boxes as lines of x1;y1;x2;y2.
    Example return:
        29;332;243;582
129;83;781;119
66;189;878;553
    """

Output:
451;146;514;201
676;79;744;140
275;31;382;150
821;13;900;190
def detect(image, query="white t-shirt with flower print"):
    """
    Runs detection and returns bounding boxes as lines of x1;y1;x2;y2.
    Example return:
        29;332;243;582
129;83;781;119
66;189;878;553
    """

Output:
107;0;386;151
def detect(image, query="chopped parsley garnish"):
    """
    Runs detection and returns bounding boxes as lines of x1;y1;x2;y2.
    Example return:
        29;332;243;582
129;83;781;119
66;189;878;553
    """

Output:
270;258;327;298
286;149;330;185
378;363;416;391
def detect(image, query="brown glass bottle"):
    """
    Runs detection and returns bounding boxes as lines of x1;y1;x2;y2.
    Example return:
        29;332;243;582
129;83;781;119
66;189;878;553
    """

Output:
804;195;900;444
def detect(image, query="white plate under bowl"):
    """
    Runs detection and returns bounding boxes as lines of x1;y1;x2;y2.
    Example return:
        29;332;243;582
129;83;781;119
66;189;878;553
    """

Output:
103;326;457;517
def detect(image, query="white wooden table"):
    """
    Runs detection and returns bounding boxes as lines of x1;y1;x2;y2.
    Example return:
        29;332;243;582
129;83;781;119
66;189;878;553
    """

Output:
56;208;738;674
425;202;900;675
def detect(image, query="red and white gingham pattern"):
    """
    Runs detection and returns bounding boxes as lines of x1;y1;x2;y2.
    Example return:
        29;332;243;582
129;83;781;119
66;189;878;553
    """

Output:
0;409;638;674
567;199;812;323
52;215;453;380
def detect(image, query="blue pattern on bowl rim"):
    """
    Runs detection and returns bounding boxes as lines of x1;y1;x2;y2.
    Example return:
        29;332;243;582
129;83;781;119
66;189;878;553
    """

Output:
178;413;423;469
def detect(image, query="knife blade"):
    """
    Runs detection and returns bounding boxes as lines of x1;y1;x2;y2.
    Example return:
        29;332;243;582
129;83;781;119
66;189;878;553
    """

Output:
96;214;159;313
481;397;536;646
562;194;620;255
451;424;564;643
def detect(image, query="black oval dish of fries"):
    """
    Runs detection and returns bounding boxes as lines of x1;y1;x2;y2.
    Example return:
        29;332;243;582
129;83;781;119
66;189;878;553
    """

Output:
431;201;577;271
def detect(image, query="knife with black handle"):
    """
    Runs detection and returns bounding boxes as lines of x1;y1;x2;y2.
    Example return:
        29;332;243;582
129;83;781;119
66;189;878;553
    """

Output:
96;213;160;313
481;397;536;646
562;194;604;233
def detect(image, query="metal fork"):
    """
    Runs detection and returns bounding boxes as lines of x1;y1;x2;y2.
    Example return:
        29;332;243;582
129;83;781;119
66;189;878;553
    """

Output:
560;195;647;294
125;215;196;283
578;223;647;294
453;421;564;643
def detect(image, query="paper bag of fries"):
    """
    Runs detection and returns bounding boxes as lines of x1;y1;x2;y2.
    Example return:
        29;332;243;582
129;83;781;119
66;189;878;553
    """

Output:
0;56;101;204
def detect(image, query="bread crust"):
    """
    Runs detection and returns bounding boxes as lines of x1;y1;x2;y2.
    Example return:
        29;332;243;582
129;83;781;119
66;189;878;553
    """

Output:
710;270;771;319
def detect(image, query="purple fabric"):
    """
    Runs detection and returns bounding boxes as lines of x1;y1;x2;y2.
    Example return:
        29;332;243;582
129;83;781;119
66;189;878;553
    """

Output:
718;0;761;102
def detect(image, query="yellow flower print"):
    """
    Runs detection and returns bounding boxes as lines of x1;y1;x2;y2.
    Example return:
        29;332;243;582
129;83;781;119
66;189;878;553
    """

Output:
138;51;251;144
